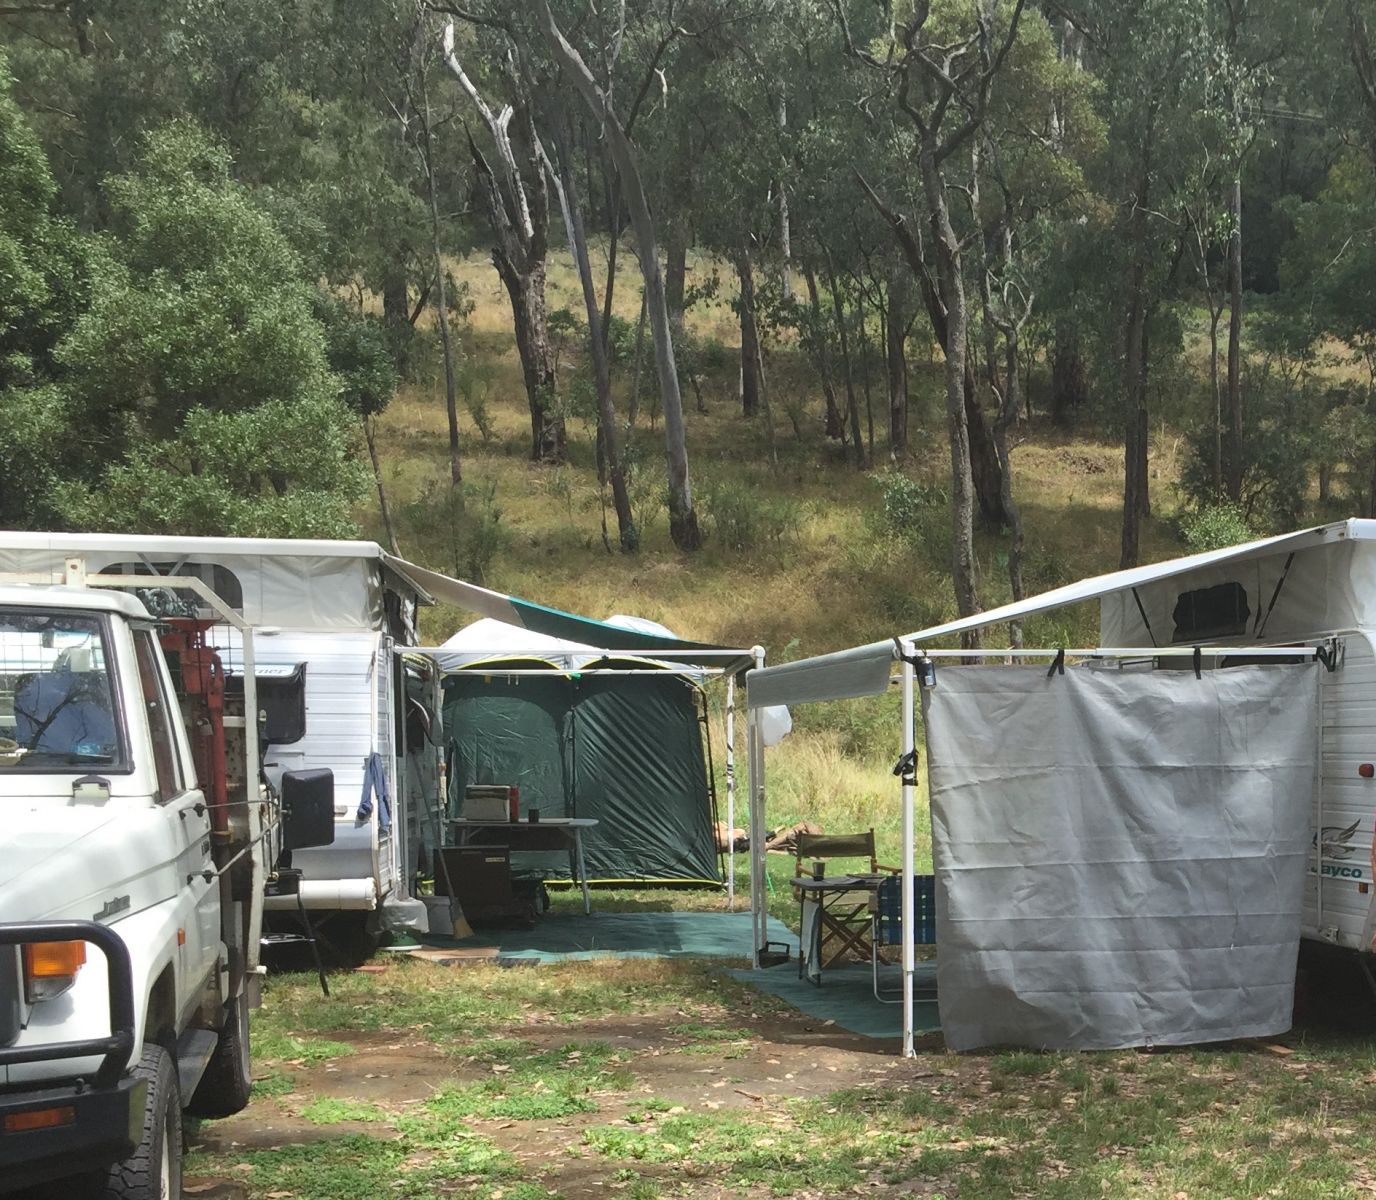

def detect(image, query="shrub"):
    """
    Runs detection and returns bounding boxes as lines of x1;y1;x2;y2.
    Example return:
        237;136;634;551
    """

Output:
456;356;497;443
875;471;948;538
399;478;508;584
702;479;802;553
866;471;950;568
1177;503;1255;553
603;313;639;366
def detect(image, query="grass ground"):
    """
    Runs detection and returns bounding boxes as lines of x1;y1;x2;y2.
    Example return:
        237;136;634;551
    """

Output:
188;957;1376;1200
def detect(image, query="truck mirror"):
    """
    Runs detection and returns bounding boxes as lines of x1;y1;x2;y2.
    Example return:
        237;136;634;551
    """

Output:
281;768;335;851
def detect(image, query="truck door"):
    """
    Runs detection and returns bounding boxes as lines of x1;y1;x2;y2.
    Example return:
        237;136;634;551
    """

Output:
133;630;219;995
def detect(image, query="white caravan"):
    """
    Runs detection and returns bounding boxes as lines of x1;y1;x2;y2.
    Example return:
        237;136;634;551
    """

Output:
742;518;1376;1054
0;534;444;955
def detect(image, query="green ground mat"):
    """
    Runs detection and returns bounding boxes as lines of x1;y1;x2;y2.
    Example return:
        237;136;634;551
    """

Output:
726;962;941;1041
435;911;799;962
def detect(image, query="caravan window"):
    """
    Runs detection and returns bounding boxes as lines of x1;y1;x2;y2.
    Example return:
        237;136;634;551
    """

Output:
1172;581;1250;642
98;562;244;612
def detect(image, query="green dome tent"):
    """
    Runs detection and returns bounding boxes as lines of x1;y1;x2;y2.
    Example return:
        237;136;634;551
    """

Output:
440;634;722;886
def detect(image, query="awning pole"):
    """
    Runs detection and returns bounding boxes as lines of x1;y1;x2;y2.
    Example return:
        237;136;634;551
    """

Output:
726;674;736;911
900;652;916;1058
748;646;767;965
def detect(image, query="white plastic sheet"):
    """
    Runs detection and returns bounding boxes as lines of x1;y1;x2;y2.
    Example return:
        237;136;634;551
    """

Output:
924;662;1319;1051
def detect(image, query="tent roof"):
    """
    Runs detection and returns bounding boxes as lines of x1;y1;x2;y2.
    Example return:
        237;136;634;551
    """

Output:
745;519;1376;708
432;616;714;679
440;616;593;662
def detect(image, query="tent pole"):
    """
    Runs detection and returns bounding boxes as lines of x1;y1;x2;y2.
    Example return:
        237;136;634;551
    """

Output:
726;674;736;910
746;702;762;964
747;646;767;965
900;652;916;1058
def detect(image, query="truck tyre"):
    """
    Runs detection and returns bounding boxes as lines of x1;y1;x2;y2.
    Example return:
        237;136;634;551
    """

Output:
103;1045;182;1200
187;994;252;1118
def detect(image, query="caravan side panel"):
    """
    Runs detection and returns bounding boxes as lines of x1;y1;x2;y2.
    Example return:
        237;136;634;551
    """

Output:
221;630;384;889
1305;635;1376;950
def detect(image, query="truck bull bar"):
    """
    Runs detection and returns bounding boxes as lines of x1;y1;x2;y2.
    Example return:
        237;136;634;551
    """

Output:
0;921;136;1089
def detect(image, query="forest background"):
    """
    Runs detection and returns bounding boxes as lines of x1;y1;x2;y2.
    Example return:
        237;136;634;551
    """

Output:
4;0;1375;845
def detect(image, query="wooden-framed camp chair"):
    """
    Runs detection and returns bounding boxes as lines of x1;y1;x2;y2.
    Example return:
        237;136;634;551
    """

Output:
793;830;898;981
870;873;938;1003
792;829;895;880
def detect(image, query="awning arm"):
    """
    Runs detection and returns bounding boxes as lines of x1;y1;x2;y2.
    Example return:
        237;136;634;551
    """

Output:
912;645;1330;659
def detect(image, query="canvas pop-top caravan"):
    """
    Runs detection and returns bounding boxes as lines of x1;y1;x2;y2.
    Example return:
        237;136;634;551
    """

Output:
900;518;1376;958
0;532;446;953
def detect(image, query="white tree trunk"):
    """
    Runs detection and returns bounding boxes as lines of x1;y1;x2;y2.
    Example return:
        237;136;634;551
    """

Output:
536;0;701;549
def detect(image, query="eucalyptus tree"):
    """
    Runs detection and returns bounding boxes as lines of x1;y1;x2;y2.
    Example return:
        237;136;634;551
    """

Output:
0;0;444;367
1053;0;1218;567
535;0;708;550
1277;0;1376;512
0;49;92;528
830;0;1029;639
21;120;369;536
672;9;787;431
543;108;639;550
967;12;1102;637
439;18;566;462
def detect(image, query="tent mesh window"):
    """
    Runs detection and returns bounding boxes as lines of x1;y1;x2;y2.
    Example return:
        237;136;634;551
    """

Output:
1171;581;1250;642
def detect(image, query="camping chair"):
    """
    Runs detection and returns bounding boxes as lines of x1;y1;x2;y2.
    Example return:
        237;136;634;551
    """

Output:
793;829;895;879
871;874;937;1003
794;830;897;981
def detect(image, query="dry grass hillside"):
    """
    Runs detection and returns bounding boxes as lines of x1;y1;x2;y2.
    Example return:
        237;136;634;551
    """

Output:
364;245;1198;872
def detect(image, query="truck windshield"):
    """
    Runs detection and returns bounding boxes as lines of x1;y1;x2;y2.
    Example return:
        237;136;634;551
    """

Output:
0;609;123;770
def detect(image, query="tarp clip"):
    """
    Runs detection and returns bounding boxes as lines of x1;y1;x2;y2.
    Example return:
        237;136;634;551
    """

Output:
894;638;936;686
1046;649;1066;678
892;749;919;786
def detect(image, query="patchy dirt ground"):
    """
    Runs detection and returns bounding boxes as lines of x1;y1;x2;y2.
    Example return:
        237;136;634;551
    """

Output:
184;956;1376;1200
191;973;945;1199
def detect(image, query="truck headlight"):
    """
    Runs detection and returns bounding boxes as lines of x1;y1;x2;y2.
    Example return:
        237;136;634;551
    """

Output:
22;941;87;1003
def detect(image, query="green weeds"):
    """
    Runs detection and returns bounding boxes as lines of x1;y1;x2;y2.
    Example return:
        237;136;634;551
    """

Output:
298;1096;386;1125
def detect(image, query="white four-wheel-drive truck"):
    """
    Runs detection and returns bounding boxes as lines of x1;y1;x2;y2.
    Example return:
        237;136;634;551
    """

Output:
0;562;333;1198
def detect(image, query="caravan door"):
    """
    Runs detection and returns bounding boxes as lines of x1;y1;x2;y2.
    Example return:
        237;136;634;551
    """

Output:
1306;635;1376;951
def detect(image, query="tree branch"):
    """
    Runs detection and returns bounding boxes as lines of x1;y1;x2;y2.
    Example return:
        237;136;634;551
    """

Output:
441;21;535;242
426;3;509;32
935;0;1027;164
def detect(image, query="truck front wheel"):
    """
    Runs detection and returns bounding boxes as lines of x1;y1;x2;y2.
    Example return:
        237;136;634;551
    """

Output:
103;1045;182;1200
187;994;252;1118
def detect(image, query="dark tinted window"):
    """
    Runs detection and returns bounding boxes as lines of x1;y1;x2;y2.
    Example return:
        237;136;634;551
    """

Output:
134;631;184;802
1172;582;1251;642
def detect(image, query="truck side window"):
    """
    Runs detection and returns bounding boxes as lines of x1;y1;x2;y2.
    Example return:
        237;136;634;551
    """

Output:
134;632;184;802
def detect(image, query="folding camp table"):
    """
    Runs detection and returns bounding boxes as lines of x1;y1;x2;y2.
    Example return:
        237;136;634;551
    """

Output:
795;873;886;983
450;817;598;914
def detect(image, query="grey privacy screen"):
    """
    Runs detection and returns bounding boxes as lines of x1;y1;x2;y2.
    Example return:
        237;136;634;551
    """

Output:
923;662;1318;1051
